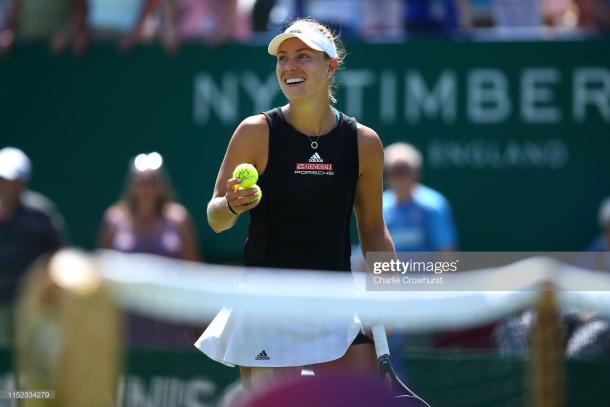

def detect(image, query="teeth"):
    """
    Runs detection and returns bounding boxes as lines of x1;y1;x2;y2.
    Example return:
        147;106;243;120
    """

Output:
286;78;305;84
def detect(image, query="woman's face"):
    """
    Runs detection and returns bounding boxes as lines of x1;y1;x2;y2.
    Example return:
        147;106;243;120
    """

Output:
130;171;163;202
276;38;335;102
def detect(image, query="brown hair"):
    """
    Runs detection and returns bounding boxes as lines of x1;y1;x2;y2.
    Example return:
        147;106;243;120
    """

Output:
286;18;346;104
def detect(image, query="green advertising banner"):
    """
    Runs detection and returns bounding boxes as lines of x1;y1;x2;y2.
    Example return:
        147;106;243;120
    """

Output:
0;347;609;406
118;350;240;407
1;41;609;261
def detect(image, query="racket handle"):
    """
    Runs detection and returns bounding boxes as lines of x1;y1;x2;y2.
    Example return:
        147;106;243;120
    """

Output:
372;324;390;358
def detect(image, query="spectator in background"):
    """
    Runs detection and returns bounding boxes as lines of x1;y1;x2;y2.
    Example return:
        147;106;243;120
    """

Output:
0;0;88;55
587;197;610;251
491;0;543;31
361;0;405;39
0;147;68;344
0;0;9;21
118;0;249;52
383;143;457;253
251;0;276;33
382;142;457;379
402;0;471;36
491;0;581;34
168;0;250;45
542;0;579;28
98;152;201;349
579;196;610;271
494;198;610;360
494;310;610;360
266;0;362;37
577;0;610;33
566;203;610;361
468;0;495;28
86;0;158;47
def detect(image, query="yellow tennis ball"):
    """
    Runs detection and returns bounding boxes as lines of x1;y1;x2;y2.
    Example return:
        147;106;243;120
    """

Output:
239;184;262;204
233;163;258;188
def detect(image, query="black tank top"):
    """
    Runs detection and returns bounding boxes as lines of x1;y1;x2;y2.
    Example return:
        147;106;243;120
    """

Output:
244;107;359;272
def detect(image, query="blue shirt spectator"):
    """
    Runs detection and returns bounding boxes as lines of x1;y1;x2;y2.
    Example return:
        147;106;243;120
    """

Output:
383;185;456;251
383;142;457;252
381;142;457;382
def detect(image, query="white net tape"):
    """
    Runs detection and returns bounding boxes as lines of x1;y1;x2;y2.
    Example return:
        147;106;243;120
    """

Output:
96;250;610;332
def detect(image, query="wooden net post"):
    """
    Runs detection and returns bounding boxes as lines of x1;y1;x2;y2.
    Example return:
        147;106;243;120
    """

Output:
16;249;121;407
530;280;564;407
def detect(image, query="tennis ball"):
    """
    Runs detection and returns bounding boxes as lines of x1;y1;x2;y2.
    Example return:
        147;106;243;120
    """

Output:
233;163;258;188
239;184;262;204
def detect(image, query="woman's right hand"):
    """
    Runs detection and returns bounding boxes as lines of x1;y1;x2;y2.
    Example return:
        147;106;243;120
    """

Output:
225;178;261;215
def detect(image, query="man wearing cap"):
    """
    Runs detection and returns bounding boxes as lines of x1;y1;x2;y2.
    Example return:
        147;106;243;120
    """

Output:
0;147;67;344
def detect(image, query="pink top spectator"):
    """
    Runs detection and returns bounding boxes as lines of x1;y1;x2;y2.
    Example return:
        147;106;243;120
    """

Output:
104;204;184;258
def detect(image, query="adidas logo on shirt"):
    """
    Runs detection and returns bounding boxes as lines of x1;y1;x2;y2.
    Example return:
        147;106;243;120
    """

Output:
308;153;323;163
255;350;270;360
296;152;334;175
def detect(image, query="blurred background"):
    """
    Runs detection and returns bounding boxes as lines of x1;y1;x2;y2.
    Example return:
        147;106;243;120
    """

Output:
1;0;609;405
0;0;609;262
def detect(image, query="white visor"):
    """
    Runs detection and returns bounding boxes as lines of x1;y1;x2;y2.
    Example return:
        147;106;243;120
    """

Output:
268;22;337;59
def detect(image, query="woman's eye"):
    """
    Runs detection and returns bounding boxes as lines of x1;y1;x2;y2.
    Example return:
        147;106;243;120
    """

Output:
278;55;287;62
299;54;309;60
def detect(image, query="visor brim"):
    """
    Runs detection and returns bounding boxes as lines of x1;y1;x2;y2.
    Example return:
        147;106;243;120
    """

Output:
267;32;326;56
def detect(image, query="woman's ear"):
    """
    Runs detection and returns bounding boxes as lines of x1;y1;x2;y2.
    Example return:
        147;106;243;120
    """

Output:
328;58;338;77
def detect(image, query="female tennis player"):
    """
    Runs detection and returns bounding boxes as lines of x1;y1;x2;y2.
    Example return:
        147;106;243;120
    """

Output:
196;18;396;391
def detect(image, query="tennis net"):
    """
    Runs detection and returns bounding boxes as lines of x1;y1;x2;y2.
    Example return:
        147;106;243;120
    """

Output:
12;249;610;406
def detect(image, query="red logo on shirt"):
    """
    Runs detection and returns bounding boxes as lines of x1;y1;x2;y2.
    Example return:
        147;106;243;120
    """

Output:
296;163;333;171
295;163;334;175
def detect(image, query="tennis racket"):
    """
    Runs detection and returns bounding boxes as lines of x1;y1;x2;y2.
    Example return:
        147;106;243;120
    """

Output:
372;324;431;407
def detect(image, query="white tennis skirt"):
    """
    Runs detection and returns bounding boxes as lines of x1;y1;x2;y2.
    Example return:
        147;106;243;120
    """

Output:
194;307;361;367
195;273;361;367
194;268;364;367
